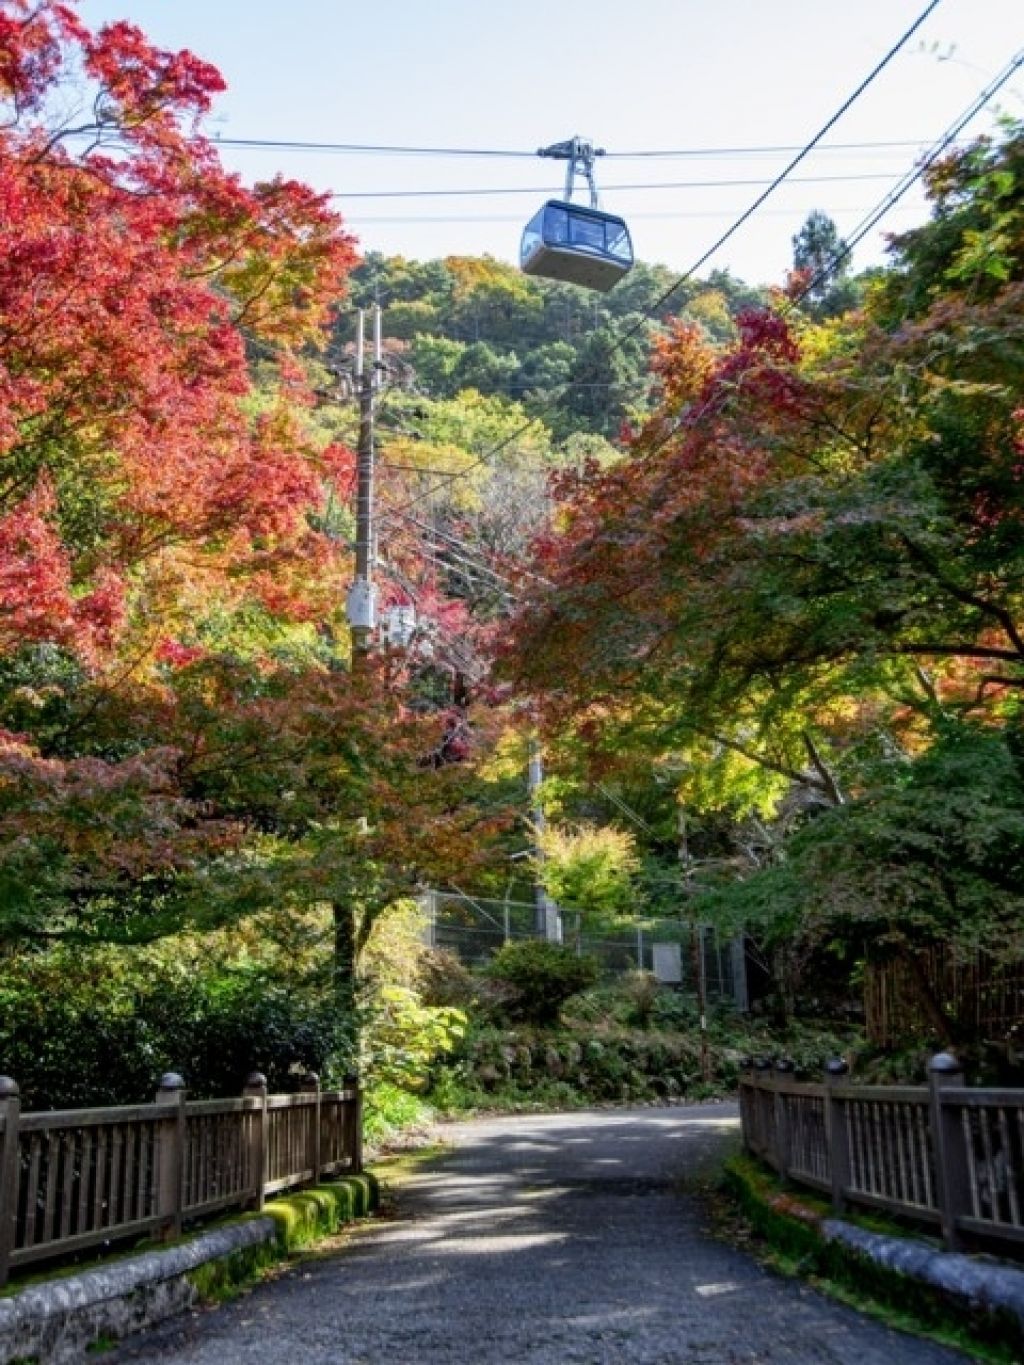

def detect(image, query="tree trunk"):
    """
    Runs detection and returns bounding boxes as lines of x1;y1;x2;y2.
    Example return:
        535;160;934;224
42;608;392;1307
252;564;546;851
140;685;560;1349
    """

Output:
331;899;358;1020
770;944;794;1027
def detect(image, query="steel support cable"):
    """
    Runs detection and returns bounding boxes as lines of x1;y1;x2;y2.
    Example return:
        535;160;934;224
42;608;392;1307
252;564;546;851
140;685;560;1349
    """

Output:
617;0;944;333
376;0;945;519
196;136;956;160
227;1;952;600
330;171;907;201
611;47;1024;497
785;47;1024;312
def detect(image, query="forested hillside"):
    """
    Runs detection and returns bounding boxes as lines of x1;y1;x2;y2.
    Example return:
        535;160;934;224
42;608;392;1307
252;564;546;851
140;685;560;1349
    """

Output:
2;0;1022;1119
507;123;1024;1051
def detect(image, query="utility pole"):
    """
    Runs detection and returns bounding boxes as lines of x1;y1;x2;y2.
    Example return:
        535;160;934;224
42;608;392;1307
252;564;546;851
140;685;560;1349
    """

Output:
528;737;557;940
678;807;711;1082
346;306;383;667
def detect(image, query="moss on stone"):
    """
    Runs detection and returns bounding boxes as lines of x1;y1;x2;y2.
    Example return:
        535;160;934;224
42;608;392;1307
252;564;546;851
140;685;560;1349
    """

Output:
263;1174;377;1253
184;1174;379;1305
722;1156;1022;1363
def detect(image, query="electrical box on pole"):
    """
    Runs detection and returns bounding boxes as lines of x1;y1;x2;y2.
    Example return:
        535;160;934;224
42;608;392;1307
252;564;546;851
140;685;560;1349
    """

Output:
383;604;416;648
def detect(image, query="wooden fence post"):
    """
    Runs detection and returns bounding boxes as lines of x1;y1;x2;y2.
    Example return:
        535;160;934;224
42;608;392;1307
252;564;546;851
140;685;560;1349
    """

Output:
929;1051;970;1251
243;1072;268;1210
774;1058;795;1179
345;1073;363;1175
154;1072;186;1240
0;1077;21;1288
300;1073;321;1184
825;1058;850;1213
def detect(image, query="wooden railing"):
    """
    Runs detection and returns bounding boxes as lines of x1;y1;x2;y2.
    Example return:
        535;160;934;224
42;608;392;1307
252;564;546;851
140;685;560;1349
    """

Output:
739;1054;1024;1254
0;1070;362;1286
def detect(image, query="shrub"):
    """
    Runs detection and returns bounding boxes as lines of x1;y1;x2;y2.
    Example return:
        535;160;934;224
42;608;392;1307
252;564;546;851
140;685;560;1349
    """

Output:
486;940;598;1025
622;970;661;1029
417;947;478;1008
0;944;353;1108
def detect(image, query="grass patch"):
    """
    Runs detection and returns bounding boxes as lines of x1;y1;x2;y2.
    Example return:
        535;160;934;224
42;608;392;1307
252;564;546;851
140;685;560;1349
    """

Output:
720;1156;1022;1363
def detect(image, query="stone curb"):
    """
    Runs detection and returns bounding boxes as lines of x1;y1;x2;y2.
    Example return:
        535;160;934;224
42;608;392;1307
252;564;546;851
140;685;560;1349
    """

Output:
731;1161;1024;1350
0;1216;279;1365
821;1217;1024;1333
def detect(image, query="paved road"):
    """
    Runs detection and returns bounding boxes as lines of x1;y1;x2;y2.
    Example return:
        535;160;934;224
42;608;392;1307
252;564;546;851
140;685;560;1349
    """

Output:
111;1105;969;1364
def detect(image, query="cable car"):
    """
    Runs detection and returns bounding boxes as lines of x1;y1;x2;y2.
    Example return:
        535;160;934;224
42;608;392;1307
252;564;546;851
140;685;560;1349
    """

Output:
520;137;633;292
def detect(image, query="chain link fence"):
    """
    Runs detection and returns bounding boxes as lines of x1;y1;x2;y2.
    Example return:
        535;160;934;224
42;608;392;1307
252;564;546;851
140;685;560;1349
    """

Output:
422;890;747;1010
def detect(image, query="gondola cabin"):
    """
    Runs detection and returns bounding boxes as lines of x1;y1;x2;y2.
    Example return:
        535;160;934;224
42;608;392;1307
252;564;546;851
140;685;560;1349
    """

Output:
520;199;633;292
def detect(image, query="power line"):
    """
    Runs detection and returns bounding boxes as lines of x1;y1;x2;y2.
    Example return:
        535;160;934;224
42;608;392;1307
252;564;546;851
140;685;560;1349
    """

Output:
382;519;519;607
388;506;554;589
382;514;520;596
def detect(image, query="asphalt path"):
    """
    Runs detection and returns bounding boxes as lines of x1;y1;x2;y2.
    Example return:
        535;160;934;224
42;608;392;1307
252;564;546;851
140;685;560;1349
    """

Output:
109;1104;969;1363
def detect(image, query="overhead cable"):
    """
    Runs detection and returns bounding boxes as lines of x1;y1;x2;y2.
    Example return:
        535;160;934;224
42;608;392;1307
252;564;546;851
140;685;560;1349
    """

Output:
632;0;944;320
201;135;954;160
787;46;1024;310
331;172;907;201
377;0;945;518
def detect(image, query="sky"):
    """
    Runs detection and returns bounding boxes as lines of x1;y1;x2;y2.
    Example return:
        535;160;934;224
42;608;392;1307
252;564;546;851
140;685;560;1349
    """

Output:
77;0;1024;289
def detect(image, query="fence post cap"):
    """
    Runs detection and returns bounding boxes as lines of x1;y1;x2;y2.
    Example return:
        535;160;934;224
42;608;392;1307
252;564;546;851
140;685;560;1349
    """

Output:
299;1072;320;1091
752;1057;772;1071
0;1076;19;1098
739;1056;755;1070
156;1072;186;1092
929;1051;963;1075
825;1057;849;1077
775;1057;796;1073
244;1071;268;1090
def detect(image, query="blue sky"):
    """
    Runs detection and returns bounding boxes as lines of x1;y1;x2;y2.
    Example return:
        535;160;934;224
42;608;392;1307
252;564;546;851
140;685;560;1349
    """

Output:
79;0;1023;286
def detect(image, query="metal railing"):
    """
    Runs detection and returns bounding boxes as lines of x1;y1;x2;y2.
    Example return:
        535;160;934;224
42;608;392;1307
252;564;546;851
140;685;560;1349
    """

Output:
739;1053;1024;1253
0;1071;362;1286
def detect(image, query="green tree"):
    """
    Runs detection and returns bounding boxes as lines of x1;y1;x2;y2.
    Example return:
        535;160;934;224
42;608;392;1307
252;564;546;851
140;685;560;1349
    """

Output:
791;209;860;317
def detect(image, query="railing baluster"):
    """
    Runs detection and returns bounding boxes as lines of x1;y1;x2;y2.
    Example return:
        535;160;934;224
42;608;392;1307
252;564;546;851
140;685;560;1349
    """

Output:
59;1130;76;1240
963;1107;982;1219
977;1106;999;1223
916;1103;934;1208
42;1132;59;1243
863;1103;877;1192
109;1125;124;1229
77;1127;93;1235
1000;1106;1020;1227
